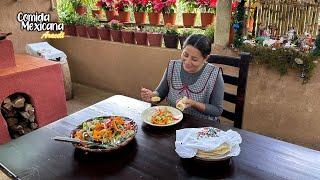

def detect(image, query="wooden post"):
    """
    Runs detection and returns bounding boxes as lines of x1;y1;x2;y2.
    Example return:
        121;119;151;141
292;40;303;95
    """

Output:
214;0;232;47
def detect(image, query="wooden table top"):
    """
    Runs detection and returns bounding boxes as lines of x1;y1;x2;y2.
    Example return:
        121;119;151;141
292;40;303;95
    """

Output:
0;95;320;179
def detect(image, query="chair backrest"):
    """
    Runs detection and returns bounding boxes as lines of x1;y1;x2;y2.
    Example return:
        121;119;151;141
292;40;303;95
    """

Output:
207;52;251;129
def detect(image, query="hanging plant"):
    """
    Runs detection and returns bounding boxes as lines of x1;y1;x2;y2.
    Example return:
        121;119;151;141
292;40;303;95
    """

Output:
232;0;245;48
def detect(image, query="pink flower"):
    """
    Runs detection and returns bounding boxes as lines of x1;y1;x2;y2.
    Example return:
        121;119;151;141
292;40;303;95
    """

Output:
209;0;217;7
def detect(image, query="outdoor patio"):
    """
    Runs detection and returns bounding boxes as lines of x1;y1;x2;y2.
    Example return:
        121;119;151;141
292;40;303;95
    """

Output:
1;0;320;179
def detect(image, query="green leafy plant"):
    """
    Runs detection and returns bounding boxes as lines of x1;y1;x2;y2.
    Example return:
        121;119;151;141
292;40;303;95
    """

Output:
144;26;165;34
76;15;88;25
109;20;123;30
164;25;179;35
59;12;78;25
86;16;99;26
180;0;198;13
312;33;320;56
241;44;317;83
204;23;214;43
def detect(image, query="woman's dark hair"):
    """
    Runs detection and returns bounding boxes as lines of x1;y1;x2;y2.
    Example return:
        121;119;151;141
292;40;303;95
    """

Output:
183;34;211;58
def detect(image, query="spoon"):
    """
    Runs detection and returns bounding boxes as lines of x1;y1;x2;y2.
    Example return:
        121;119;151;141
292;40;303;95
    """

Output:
53;136;103;147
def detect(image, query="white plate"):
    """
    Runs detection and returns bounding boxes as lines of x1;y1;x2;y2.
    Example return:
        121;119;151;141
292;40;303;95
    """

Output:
141;106;183;127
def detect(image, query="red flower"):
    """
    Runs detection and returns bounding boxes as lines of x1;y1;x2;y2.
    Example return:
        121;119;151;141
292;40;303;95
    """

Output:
96;1;103;7
209;0;217;8
232;1;239;11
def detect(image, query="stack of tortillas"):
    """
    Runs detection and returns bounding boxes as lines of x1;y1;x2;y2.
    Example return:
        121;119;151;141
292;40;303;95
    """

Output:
196;143;231;159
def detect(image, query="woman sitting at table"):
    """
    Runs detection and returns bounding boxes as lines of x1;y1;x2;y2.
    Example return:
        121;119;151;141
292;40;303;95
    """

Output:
141;34;224;121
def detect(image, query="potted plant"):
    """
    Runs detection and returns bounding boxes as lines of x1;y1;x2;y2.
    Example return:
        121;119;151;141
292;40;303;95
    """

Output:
204;23;214;44
98;23;111;40
71;0;88;15
134;27;148;45
149;0;162;25
132;0;150;24
115;0;132;23
198;0;216;27
163;24;179;48
109;20;123;42
86;17;99;39
75;15;89;37
162;0;177;25
96;0;118;21
122;26;137;44
59;13;78;36
145;26;164;47
180;0;198;27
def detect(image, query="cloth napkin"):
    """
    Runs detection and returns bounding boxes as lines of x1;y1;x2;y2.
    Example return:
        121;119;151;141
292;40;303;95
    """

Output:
175;127;242;158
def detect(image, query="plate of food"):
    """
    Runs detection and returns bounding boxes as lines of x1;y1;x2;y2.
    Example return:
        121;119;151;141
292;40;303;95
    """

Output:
141;106;183;127
70;116;137;152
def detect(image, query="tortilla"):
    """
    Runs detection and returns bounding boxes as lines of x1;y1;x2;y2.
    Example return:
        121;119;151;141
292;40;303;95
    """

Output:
151;96;161;102
196;143;231;158
176;97;188;111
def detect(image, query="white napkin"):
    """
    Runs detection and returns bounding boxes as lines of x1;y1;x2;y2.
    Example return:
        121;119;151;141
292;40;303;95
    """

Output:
175;127;242;158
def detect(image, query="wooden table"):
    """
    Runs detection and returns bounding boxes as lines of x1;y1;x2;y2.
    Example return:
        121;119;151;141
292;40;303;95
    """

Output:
0;95;320;179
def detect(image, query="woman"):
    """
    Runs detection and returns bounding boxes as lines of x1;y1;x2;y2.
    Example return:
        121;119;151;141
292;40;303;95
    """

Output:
141;34;224;121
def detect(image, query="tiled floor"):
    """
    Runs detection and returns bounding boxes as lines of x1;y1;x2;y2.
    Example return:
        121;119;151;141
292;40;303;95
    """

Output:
66;83;116;115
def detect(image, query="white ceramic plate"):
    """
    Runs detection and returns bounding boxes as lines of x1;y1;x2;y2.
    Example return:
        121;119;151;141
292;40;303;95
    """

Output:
141;106;183;127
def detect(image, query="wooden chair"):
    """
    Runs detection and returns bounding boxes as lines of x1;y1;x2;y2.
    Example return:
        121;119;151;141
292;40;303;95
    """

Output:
207;52;251;129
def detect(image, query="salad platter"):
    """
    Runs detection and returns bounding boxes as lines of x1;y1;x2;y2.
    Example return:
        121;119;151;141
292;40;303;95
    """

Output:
69;116;137;152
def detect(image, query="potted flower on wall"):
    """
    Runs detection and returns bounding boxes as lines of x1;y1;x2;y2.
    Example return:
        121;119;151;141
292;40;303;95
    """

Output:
60;13;78;36
71;0;88;15
149;0;162;25
162;0;177;25
110;20;123;42
86;17;99;39
163;24;179;48
98;23;111;40
75;15;89;37
145;26;164;47
96;0;118;21
132;0;150;24
122;26;137;44
134;27;148;45
115;0;132;23
198;0;216;27
180;0;198;27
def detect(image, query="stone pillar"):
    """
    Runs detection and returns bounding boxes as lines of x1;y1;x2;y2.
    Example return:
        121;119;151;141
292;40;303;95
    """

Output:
214;0;232;48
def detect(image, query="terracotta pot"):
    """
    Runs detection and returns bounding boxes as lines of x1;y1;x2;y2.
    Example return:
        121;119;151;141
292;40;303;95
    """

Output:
134;31;147;45
105;10;118;21
182;13;196;27
64;25;76;36
118;11;130;23
75;25;88;38
147;33;163;47
163;13;176;25
110;29;122;42
148;12;161;25
87;26;99;39
164;34;178;49
179;35;188;49
247;17;254;32
122;30;135;44
76;6;87;15
98;27;111;40
92;10;102;19
134;12;147;25
201;13;215;27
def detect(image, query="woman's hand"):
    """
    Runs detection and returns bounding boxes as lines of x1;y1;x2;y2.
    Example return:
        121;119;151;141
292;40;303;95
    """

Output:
176;97;205;112
140;87;156;102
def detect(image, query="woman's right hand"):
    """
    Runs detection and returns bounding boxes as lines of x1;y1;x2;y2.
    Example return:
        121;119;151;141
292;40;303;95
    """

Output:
140;87;155;102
